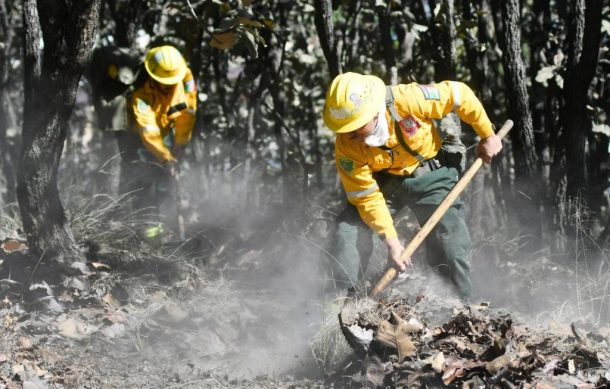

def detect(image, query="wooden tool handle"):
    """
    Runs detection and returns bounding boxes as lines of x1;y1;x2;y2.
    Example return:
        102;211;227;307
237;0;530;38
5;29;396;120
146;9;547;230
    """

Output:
369;120;514;298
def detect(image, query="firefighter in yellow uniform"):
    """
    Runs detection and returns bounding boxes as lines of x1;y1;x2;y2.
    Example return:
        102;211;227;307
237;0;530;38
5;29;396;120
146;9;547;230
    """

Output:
323;72;502;299
129;45;197;240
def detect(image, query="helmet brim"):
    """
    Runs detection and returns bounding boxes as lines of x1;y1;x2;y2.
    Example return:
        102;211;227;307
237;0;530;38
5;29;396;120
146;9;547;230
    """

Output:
328;76;385;133
145;62;187;85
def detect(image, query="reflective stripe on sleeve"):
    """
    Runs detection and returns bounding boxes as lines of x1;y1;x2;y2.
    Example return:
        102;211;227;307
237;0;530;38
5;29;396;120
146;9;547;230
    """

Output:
451;81;461;111
346;183;378;199
141;125;160;133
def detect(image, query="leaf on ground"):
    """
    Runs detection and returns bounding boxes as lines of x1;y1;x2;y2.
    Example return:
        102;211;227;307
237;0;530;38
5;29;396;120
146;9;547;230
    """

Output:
28;282;52;296
70;262;94;276
105;308;128;324
101;323;126;339
12;363;24;375
431;352;445;373
90;262;110;271
18;337;33;351
1;239;27;253
56;316;90;340
102;293;122;308
0;353;6;363
442;357;484;385
39;348;61;364
22;360;47;377
57;290;73;303
535;383;557;389
485;354;510;374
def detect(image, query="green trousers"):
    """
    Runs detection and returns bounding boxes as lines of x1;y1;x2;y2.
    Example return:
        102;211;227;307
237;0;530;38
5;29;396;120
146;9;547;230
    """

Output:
332;166;472;299
116;130;178;238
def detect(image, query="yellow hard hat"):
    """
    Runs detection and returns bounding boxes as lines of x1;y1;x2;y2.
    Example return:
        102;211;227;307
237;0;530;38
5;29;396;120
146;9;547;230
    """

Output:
323;72;385;133
144;45;187;85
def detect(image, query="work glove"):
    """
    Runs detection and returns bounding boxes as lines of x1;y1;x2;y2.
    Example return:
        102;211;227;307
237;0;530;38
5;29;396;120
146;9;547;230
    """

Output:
163;160;179;177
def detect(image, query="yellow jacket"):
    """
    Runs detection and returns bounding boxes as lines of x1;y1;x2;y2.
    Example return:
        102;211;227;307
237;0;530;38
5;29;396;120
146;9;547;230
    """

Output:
131;68;197;162
335;81;494;239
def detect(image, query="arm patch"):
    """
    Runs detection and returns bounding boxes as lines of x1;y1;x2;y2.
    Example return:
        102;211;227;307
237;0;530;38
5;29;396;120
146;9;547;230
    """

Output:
417;84;441;101
339;157;355;174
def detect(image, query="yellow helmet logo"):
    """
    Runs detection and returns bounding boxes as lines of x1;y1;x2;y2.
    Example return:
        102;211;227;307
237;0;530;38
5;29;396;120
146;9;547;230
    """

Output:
323;72;385;133
144;45;187;85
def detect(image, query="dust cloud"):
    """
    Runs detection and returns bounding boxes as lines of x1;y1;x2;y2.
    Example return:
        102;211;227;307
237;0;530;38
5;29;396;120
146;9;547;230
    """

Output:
138;167;334;380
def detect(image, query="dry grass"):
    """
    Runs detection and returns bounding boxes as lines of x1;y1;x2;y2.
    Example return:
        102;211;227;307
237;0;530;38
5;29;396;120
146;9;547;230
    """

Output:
0;202;22;239
471;196;610;330
310;308;352;375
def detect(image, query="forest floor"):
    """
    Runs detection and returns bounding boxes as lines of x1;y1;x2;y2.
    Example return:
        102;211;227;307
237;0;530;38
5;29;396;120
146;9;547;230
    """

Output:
0;202;609;388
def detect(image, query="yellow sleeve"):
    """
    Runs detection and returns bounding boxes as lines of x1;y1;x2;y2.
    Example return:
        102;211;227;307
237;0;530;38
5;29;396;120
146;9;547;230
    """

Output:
397;81;494;139
335;136;397;239
132;90;173;162
174;68;197;146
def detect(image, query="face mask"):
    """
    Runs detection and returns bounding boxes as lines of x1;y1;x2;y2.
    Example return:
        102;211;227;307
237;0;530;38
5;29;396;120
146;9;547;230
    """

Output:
364;104;390;147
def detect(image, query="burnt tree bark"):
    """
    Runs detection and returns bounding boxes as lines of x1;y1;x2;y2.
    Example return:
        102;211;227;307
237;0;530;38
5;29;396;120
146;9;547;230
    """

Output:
314;0;341;77
495;0;538;180
492;0;540;246
18;0;101;260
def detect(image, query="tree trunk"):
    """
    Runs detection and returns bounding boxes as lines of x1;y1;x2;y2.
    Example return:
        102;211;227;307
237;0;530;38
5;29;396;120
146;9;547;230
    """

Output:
496;0;538;179
462;0;485;100
106;0;147;47
314;0;341;77
18;0;101;261
0;0;16;204
375;0;395;76
491;0;541;249
554;0;603;200
438;0;457;80
423;0;457;80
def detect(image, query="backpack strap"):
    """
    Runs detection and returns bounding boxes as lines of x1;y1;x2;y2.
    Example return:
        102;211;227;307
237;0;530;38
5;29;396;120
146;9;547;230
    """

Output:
384;86;425;163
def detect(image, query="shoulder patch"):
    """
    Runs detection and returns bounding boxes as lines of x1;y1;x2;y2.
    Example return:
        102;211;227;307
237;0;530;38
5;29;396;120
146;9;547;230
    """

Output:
184;79;195;93
417;84;441;101
399;115;421;138
136;98;150;112
339;157;355;174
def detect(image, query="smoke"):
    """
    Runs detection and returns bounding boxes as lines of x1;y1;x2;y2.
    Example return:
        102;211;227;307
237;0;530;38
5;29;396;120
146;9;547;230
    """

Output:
149;166;334;380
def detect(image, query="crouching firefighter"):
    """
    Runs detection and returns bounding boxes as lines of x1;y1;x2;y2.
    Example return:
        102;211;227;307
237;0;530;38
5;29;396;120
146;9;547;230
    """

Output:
128;45;197;241
87;45;142;195
323;72;502;300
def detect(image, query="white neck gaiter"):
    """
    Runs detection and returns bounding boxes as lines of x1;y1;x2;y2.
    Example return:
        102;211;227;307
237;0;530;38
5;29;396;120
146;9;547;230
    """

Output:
364;104;390;147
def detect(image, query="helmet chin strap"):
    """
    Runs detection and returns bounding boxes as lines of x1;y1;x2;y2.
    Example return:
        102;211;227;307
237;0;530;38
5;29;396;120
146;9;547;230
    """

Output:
364;104;390;147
